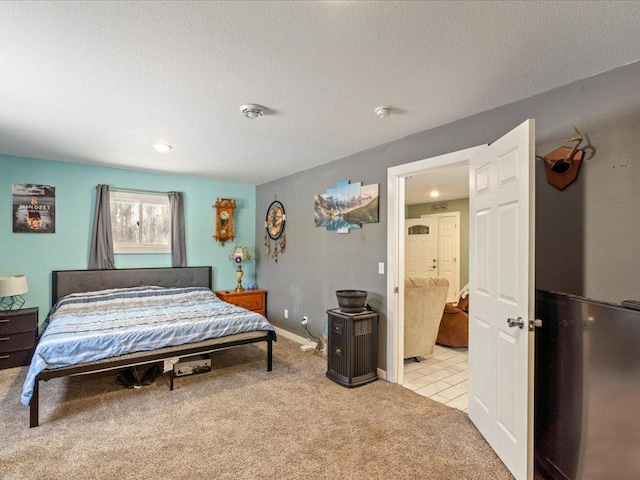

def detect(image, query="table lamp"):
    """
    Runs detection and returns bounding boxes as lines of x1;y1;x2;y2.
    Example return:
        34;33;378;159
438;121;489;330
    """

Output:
0;274;29;310
229;245;253;292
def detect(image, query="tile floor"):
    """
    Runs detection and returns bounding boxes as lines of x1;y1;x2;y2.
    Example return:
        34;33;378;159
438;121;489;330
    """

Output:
401;344;469;413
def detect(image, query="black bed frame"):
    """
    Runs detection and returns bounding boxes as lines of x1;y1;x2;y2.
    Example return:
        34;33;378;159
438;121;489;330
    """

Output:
29;267;274;428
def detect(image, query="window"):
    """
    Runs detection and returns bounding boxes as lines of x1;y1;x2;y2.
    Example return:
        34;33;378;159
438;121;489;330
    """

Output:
110;190;171;254
408;225;430;235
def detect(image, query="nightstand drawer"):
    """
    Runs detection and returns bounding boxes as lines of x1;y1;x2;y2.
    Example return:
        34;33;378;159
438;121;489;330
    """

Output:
234;293;265;311
0;308;38;335
0;307;39;370
0;331;37;353
215;290;267;317
0;349;33;369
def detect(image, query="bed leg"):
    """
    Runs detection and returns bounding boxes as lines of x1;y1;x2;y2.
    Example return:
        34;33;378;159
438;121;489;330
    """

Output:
30;377;39;428
169;370;174;391
267;336;273;372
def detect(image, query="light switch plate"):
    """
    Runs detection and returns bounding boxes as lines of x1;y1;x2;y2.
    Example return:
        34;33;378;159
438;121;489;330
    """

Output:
378;262;384;274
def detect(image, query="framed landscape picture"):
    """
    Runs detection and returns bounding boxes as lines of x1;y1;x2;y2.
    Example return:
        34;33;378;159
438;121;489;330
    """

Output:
314;180;379;234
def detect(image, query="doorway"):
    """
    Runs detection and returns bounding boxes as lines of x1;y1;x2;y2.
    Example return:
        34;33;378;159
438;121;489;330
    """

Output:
387;120;536;480
401;168;469;410
385;145;484;385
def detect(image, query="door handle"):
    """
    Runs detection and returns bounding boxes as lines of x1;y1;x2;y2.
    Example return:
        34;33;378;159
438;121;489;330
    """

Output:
507;317;525;329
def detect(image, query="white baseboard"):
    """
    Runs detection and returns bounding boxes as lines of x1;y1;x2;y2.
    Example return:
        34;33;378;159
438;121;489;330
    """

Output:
275;326;387;380
274;326;310;345
274;326;316;350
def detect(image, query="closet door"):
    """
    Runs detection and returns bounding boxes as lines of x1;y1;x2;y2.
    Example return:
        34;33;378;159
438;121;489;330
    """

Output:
438;213;460;302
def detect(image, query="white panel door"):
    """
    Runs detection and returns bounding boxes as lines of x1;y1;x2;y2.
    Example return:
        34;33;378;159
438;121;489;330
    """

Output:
437;213;460;302
405;218;438;277
468;120;535;480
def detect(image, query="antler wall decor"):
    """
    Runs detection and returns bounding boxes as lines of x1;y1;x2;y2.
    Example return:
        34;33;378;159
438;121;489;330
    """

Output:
536;125;585;190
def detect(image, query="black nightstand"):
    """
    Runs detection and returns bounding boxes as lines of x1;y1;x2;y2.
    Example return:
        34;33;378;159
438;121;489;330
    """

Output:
0;307;38;369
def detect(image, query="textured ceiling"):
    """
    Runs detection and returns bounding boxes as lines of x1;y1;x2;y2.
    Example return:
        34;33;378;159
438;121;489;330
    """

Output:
1;1;639;185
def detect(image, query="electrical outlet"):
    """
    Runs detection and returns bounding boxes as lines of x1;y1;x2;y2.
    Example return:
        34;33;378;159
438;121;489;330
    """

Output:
284;309;288;319
301;316;308;327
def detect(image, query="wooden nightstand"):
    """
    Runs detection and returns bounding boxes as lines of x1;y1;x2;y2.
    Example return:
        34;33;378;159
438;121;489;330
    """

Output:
0;307;38;370
215;290;267;317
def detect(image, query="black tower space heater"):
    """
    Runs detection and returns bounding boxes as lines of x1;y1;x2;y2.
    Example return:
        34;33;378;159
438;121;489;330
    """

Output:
326;308;378;388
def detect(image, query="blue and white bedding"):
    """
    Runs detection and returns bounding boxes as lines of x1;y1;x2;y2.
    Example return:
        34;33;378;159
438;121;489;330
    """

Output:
22;286;275;406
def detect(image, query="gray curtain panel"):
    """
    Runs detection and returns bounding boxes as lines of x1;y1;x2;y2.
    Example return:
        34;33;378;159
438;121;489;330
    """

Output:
88;184;115;270
168;191;187;267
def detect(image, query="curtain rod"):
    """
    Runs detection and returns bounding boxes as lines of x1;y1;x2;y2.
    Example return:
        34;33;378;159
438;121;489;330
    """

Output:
110;187;169;195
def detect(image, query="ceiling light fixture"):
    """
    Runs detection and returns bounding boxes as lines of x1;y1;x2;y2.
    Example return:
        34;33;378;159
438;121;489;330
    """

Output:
430;191;440;198
375;106;391;119
240;104;266;119
152;143;172;153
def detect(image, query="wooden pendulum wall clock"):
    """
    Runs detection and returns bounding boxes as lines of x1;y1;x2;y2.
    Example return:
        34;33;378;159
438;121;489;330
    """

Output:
213;198;236;246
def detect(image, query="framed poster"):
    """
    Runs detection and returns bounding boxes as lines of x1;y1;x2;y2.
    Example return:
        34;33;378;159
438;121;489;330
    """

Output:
12;183;56;233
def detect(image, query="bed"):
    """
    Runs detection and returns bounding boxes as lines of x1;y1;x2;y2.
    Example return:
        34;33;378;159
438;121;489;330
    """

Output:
24;266;276;428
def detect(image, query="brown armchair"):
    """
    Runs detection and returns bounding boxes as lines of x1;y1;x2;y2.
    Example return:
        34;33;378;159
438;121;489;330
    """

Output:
436;294;469;347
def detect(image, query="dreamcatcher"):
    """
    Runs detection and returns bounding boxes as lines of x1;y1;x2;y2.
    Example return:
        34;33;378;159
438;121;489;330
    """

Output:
264;199;286;262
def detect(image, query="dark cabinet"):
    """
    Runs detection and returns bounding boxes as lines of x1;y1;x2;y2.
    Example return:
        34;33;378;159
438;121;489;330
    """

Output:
326;308;378;388
0;307;38;369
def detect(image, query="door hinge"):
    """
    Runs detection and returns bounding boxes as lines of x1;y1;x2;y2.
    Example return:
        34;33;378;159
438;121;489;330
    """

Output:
528;319;542;331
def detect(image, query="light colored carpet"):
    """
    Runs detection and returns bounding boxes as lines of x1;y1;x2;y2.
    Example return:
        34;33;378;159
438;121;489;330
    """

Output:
0;337;513;479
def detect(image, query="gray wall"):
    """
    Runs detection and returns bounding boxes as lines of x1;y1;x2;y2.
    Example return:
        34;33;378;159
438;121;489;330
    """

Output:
256;61;640;370
407;198;470;288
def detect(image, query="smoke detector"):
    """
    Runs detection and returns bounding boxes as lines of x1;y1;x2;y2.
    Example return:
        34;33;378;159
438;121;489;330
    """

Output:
375;106;391;119
240;104;266;119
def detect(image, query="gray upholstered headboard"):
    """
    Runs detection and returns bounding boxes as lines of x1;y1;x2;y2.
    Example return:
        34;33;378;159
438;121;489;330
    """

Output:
51;267;212;305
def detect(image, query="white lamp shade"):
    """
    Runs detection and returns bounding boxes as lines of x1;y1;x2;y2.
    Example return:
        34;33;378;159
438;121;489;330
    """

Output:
229;246;253;262
0;275;29;296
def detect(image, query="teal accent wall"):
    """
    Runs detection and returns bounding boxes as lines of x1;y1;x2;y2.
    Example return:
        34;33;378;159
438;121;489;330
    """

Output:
0;155;255;329
407;198;469;288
